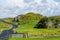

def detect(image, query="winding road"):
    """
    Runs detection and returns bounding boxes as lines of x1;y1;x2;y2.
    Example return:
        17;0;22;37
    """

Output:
0;19;18;40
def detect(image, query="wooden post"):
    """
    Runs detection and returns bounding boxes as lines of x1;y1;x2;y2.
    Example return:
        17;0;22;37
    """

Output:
23;32;29;38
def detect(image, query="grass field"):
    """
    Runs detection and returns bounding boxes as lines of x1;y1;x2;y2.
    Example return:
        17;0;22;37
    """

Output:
13;23;60;36
0;19;60;40
0;20;60;36
9;37;60;40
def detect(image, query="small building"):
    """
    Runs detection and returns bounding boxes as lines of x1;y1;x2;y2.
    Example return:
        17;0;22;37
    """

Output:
14;17;19;22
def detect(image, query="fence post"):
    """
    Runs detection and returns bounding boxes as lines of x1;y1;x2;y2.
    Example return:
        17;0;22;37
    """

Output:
23;32;29;38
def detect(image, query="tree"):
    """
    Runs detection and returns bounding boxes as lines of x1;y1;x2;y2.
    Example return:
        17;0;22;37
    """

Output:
35;17;48;28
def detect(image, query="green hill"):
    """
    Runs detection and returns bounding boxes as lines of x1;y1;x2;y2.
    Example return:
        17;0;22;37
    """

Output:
0;12;44;30
0;12;60;36
49;16;60;19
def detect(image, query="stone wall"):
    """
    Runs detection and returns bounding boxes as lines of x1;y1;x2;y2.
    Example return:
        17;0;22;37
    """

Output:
11;32;29;38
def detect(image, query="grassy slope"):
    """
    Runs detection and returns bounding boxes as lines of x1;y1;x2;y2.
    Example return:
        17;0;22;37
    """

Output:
0;15;60;35
51;16;60;19
0;20;11;30
16;27;60;36
0;19;60;36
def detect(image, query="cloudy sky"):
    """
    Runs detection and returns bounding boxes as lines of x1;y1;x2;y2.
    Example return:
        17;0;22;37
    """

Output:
0;0;60;18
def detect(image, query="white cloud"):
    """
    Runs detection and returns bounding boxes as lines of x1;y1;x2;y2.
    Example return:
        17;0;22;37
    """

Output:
0;0;60;18
34;0;42;4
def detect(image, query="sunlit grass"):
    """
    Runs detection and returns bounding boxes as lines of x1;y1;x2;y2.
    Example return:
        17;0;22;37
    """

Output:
9;37;60;40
